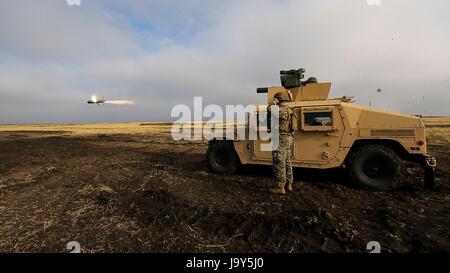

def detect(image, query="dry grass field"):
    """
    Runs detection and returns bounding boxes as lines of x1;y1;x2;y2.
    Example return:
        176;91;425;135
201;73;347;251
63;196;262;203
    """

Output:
0;117;448;253
423;117;450;144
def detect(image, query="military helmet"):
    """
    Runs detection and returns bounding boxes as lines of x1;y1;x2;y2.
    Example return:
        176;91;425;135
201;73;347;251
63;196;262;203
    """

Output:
306;77;318;84
274;92;290;102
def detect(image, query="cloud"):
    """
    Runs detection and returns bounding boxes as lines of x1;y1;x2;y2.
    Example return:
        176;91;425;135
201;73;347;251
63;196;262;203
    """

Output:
0;0;140;62
0;0;449;123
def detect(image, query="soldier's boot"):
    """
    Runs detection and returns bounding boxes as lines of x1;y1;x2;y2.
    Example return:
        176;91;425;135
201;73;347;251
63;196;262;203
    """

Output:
286;183;293;192
270;186;286;195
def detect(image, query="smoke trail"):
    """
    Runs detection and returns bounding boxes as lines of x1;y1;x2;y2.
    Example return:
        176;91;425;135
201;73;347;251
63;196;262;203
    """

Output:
105;100;135;105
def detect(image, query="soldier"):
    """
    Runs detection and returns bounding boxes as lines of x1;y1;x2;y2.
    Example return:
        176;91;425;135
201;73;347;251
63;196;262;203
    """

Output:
268;91;297;195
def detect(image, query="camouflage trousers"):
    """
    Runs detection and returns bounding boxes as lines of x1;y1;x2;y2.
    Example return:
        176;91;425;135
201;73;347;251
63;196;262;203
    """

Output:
272;134;294;188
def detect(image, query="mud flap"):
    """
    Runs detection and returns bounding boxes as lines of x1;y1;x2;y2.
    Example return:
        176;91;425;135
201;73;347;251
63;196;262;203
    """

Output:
424;165;435;190
424;155;437;190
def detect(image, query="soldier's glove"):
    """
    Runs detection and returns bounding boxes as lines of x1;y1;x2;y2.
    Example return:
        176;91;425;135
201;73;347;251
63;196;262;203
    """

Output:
269;98;280;107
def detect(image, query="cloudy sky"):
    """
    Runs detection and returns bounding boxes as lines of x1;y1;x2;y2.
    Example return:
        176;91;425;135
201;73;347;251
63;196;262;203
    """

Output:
0;0;449;124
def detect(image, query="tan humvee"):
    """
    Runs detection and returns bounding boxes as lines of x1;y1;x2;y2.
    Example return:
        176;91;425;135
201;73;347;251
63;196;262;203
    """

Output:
207;69;437;191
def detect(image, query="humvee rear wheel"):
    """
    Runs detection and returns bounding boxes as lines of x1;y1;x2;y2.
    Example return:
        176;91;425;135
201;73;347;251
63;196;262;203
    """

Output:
347;145;402;191
207;141;240;174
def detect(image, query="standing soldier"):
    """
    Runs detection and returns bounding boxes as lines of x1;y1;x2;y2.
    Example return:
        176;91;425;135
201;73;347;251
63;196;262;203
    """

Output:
268;91;297;195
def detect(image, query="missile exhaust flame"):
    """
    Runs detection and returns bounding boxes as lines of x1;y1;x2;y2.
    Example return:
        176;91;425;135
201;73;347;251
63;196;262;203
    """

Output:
104;100;135;105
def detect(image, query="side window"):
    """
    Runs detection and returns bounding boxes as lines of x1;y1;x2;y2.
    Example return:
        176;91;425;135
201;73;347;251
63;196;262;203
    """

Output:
301;107;336;131
304;112;333;126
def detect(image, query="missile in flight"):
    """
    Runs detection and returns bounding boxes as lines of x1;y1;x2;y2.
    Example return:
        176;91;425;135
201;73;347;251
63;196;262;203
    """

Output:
87;95;106;105
87;95;135;106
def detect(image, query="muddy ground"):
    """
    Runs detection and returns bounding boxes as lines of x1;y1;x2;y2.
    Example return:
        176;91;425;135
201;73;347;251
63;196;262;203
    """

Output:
0;130;448;253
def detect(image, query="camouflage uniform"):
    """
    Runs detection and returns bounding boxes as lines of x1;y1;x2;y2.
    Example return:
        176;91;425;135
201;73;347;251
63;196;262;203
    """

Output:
272;105;294;188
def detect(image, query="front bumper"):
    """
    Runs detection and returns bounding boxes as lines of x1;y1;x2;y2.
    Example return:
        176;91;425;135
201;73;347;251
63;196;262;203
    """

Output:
423;154;437;189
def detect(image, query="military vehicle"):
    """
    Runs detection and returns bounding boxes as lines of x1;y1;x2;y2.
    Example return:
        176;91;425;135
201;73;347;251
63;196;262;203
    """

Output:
207;69;436;191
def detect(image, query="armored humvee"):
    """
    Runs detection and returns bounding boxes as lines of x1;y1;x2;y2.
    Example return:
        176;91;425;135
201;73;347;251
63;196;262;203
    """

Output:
207;69;436;191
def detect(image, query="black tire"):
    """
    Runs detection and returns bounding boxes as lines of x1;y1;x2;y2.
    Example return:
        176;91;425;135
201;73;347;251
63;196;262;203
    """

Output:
347;145;403;191
207;140;240;174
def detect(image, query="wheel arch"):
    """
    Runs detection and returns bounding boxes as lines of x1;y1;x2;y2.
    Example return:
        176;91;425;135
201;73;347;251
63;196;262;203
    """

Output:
345;139;410;163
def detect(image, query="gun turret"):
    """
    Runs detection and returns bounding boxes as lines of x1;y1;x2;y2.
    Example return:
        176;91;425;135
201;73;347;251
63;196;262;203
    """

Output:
280;68;306;89
257;68;331;103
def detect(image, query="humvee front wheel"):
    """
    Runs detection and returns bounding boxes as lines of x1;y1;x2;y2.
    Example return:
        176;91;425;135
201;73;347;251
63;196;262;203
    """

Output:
347;145;402;191
207;141;240;174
